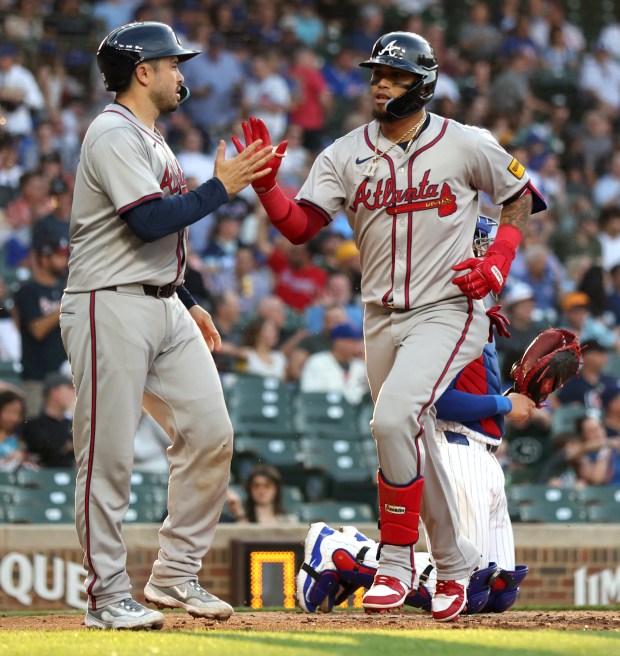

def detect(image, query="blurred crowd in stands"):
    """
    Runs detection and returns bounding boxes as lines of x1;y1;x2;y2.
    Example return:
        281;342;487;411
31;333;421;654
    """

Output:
1;0;620;500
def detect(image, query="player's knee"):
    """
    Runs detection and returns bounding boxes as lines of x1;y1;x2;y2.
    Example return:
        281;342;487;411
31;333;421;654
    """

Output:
372;401;415;442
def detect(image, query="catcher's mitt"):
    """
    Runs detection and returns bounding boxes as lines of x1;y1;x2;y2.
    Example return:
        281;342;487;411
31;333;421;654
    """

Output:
510;328;582;407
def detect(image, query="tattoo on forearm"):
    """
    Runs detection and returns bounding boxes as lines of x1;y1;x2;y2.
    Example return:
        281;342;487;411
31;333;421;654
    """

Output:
499;194;532;234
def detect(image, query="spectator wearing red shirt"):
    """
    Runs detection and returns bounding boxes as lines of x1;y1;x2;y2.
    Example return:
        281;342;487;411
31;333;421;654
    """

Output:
288;47;332;154
267;241;328;313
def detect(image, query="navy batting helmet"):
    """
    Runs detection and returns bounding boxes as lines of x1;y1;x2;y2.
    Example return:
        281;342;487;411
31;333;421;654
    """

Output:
97;22;199;101
473;215;498;257
359;32;438;118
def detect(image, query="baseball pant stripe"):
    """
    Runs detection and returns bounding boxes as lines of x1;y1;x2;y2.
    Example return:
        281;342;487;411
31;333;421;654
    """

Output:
85;291;99;609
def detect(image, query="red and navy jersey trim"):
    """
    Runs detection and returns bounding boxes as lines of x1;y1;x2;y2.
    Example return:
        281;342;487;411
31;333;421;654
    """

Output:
297;198;332;225
118;192;163;216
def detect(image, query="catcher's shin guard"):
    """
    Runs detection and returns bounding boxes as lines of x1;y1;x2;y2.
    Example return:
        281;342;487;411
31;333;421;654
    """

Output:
462;563;501;615
377;470;424;550
483;565;529;613
404;564;434;612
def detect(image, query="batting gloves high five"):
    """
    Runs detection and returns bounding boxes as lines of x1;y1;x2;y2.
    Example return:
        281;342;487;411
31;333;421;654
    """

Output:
452;224;522;300
232;116;287;195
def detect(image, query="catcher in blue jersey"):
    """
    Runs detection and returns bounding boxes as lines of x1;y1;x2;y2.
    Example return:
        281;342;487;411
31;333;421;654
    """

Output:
297;217;535;616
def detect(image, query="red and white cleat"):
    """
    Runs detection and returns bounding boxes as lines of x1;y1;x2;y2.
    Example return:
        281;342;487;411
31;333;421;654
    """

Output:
362;575;410;613
432;577;468;622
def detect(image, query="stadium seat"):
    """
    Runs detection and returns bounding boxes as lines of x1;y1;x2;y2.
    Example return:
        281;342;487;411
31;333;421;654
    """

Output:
14;467;75;489
5;487;73;507
507;484;576;505
296;501;375;524
293;391;363;440
585;502;620;523
550;405;588;437
3;504;75;524
574;485;620;506
232;435;303;483
517;499;587;523
298;435;374;501
123;502;165;523
228;386;296;437
0;360;23;387
130;471;169;487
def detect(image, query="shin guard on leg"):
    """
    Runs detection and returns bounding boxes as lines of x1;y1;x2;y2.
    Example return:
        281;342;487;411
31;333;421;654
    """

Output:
377;470;424;550
462;563;501;615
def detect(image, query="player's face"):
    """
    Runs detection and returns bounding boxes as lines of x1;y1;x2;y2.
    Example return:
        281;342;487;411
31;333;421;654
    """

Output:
369;64;419;123
150;56;184;114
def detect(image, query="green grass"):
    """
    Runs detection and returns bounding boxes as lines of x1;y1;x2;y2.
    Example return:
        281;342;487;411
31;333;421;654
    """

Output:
0;630;618;656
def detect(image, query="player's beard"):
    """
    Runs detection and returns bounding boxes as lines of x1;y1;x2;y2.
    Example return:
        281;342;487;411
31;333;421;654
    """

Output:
372;106;399;125
151;87;179;114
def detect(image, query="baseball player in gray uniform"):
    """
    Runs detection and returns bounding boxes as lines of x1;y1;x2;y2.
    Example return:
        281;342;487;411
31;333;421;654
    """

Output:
60;22;273;630
234;31;546;622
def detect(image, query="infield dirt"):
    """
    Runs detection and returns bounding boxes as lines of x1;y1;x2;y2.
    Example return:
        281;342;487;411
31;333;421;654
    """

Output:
0;610;618;632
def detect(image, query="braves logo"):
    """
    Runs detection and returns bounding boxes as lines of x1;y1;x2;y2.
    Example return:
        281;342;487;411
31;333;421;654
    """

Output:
160;161;186;196
378;40;405;58
350;170;457;217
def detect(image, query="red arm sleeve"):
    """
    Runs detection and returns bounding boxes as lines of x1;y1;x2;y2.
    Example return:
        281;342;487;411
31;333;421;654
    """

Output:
257;185;327;244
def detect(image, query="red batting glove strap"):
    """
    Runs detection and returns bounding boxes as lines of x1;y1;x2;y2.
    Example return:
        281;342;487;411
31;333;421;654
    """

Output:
486;305;511;341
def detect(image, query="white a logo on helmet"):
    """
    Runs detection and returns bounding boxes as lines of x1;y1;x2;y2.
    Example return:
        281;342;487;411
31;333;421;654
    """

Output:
378;40;405;58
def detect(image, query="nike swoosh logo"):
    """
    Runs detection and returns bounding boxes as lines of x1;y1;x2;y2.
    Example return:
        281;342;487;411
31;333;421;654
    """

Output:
355;156;373;165
173;586;188;599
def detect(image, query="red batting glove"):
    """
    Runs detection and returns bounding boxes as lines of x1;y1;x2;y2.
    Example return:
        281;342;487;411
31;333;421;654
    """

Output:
451;251;510;299
452;225;522;299
232;116;287;195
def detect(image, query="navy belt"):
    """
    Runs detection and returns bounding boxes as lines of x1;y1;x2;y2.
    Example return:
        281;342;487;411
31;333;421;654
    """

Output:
444;430;499;454
103;283;178;298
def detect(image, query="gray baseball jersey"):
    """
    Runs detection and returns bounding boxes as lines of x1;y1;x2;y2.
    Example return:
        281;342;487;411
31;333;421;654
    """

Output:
295;113;532;582
66;103;187;292
60;102;233;610
297;113;531;310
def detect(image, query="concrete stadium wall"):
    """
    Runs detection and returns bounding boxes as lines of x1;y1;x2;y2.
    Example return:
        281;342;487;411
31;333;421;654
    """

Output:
0;524;619;611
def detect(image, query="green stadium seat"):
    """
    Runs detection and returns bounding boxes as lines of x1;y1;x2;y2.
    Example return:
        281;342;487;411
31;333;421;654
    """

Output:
585;502;620;523
228;388;296;437
507;484;576;505
130;471;169;487
3;504;75;524
5;486;73;507
550;405;588;437
293;391;363;440
574;485;620;506
296;501;375;524
298;435;374;501
123;502;165;523
232;435;303;483
14;467;75;489
0;360;23;387
517;499;587;523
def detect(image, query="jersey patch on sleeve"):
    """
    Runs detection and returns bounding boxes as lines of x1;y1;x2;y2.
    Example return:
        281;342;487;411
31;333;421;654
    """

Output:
507;157;525;180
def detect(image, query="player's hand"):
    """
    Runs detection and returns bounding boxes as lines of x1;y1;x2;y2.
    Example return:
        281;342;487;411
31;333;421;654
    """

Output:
231;116;287;194
506;393;536;422
451;251;510;299
189;305;222;352
213;138;274;197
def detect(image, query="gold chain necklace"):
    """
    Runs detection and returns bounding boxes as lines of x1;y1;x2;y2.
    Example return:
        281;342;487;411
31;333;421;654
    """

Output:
364;111;427;178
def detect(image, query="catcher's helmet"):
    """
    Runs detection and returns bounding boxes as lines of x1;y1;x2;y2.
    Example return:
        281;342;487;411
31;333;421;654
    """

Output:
359;31;438;118
97;22;199;100
473;215;498;257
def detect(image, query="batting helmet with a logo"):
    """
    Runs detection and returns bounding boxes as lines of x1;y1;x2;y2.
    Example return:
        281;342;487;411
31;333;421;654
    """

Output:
359;31;438;118
97;22;199;101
